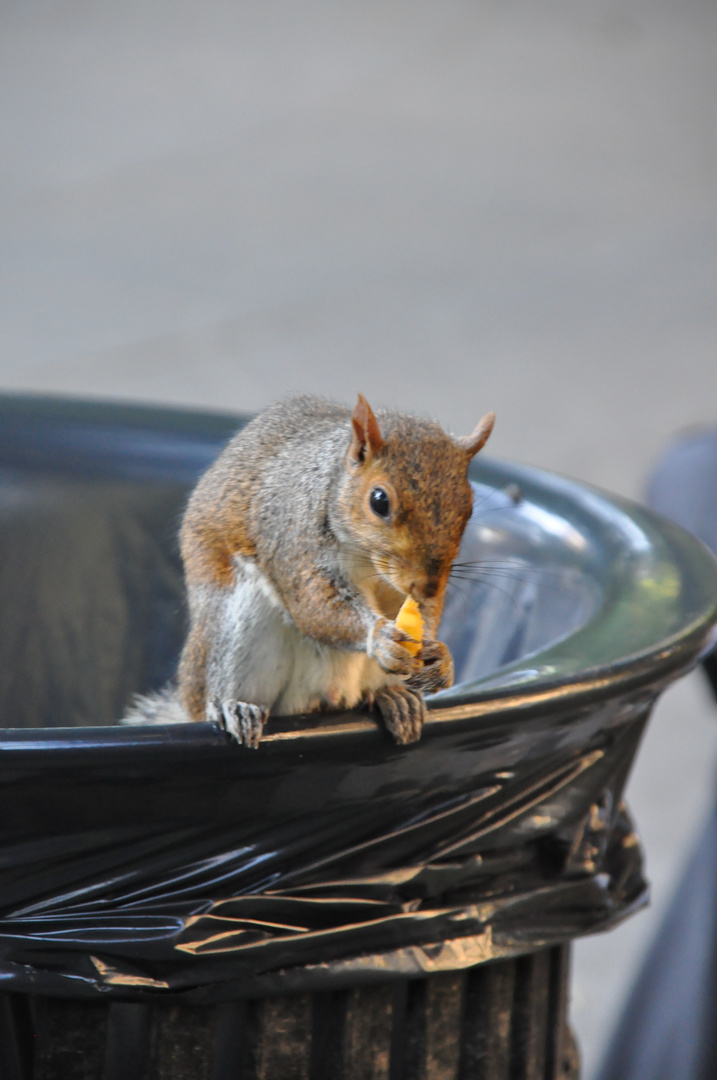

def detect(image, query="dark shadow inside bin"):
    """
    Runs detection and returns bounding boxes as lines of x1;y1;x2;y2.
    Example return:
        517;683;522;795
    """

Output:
0;397;602;730
440;487;600;685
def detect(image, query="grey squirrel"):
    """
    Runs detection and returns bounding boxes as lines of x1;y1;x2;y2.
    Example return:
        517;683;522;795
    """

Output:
126;395;494;746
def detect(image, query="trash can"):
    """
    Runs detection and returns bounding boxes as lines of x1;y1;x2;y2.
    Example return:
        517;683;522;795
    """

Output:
0;396;715;1080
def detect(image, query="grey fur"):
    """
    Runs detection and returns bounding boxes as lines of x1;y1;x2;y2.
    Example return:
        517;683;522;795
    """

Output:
122;687;190;725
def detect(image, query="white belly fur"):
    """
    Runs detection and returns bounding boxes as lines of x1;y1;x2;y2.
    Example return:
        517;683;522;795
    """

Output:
219;556;393;716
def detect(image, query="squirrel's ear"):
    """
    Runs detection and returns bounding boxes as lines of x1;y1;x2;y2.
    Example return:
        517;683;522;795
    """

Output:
457;412;495;459
348;394;384;465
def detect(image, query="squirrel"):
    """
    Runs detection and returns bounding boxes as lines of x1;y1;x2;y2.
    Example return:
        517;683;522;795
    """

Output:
126;394;494;747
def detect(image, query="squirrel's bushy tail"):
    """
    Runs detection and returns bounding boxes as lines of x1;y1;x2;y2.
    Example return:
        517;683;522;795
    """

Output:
121;686;191;726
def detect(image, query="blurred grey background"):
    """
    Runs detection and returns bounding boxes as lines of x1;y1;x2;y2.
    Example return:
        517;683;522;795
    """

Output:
1;0;716;1073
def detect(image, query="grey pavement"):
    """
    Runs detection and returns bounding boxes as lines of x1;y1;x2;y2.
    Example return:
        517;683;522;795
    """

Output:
2;0;717;1074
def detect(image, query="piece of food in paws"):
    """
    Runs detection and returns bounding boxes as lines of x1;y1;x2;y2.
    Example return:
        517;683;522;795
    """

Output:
395;597;423;657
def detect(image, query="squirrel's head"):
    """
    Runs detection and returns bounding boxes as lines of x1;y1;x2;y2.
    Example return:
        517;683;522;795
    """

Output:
335;394;494;610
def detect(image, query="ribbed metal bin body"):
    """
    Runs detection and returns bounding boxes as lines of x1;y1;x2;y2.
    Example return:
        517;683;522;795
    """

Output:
0;946;577;1080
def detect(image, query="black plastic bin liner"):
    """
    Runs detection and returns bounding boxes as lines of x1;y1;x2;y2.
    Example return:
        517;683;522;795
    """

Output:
0;396;716;1004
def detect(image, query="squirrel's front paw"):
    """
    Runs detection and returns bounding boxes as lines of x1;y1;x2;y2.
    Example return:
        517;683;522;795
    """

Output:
374;686;426;745
406;640;454;694
209;699;269;749
368;617;419;677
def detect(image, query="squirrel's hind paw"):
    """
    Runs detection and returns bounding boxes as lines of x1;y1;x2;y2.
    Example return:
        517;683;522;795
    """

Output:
211;700;269;749
374;686;426;745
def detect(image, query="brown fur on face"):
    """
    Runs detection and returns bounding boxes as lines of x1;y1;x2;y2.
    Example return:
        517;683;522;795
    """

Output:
331;401;478;631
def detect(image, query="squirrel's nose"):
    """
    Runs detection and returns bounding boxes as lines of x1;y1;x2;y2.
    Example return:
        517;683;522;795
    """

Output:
423;559;442;599
412;576;440;600
423;578;440;599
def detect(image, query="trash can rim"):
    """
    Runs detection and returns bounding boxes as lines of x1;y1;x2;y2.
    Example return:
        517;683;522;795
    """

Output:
0;392;716;751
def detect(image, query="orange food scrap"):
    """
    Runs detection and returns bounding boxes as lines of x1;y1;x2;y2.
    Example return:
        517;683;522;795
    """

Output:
396;597;423;656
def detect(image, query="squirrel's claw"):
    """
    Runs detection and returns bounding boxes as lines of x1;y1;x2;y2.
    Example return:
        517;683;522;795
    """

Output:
407;639;455;694
374;685;426;745
368;617;418;677
214;699;269;748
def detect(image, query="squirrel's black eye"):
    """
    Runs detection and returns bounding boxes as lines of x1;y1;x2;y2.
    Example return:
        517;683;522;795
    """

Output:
369;487;391;519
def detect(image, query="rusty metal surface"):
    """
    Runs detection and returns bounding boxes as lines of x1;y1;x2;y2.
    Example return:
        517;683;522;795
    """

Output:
2;946;576;1080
